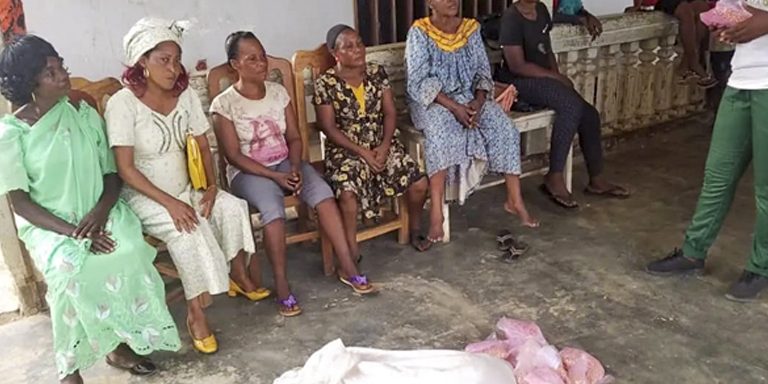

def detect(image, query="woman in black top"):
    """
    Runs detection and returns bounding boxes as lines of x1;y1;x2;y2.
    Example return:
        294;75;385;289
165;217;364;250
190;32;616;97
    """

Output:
496;0;629;208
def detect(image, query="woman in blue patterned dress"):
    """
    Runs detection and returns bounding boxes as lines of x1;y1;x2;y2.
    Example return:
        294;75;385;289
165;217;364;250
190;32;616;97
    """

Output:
406;0;538;241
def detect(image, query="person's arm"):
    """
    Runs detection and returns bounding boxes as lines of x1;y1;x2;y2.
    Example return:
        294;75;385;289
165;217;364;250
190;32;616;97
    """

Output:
721;6;768;44
283;101;303;171
380;87;397;149
8;190;77;236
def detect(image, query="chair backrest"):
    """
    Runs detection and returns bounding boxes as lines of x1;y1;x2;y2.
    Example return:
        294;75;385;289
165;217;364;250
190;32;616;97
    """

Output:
291;44;335;162
70;77;123;116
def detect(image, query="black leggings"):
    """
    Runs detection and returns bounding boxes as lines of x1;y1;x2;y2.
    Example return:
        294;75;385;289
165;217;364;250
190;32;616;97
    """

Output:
511;77;604;177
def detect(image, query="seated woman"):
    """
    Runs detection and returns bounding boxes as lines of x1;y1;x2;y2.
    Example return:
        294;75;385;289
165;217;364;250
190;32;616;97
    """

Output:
314;25;433;252
497;0;629;208
210;31;375;316
106;18;265;355
0;35;180;383
405;0;538;240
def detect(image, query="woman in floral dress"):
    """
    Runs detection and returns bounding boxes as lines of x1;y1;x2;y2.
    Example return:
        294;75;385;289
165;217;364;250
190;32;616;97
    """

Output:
314;25;434;252
406;0;538;241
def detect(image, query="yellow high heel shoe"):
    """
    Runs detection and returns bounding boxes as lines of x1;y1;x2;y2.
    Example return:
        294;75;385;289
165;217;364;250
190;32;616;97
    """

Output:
227;280;271;301
187;319;218;354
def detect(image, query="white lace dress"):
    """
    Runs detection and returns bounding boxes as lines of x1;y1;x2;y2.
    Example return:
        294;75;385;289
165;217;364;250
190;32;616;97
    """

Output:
105;88;255;300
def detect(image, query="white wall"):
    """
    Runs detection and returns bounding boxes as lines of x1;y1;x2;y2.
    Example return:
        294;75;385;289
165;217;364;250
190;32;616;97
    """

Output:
23;0;354;79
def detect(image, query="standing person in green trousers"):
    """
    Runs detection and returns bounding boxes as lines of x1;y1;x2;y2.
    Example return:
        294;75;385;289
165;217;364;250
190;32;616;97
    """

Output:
646;1;768;302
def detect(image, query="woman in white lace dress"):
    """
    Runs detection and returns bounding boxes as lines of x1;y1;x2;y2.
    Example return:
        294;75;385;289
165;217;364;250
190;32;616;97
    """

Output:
106;18;267;355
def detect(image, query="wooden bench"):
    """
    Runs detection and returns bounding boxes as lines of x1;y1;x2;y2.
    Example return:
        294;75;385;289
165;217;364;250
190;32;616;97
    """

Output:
363;43;572;242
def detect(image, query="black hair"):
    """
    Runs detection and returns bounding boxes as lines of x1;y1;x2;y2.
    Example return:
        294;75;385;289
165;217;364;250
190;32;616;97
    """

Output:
0;34;59;105
326;24;354;51
224;31;259;62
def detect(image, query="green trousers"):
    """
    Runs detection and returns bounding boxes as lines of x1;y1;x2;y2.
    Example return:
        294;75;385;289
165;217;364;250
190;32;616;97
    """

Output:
682;87;768;277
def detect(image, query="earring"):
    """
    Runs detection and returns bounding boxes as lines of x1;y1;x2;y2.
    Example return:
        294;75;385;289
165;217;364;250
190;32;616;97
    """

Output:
142;67;150;79
31;92;37;103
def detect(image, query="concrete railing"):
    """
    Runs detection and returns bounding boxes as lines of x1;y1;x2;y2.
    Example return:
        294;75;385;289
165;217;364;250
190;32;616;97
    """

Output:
550;11;705;135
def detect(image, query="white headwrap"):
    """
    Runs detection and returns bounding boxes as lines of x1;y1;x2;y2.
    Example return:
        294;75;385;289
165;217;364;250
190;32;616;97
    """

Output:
123;17;192;66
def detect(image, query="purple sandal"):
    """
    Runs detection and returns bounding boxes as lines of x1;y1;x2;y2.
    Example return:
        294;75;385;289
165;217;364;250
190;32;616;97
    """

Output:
277;294;302;317
339;274;376;295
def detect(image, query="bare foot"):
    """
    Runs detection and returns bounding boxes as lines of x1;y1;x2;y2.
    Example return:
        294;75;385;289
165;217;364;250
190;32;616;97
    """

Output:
504;201;540;228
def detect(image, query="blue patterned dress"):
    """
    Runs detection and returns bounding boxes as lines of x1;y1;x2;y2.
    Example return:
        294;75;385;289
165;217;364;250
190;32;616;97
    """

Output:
406;17;522;204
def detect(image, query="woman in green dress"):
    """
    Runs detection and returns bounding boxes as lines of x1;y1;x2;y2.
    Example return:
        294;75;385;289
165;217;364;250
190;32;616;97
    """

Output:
0;35;180;383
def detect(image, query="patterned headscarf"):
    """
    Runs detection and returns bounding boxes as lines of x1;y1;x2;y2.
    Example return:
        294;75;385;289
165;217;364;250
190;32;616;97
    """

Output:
123;17;191;66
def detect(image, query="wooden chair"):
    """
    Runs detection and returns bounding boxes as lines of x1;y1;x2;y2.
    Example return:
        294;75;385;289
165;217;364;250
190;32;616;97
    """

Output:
71;76;186;304
291;45;410;251
209;56;335;276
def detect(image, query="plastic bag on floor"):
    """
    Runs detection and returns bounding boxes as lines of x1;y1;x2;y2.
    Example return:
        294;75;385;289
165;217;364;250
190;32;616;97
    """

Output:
514;340;567;383
274;339;518;384
465;339;514;361
519;367;566;384
495;318;548;349
560;348;614;384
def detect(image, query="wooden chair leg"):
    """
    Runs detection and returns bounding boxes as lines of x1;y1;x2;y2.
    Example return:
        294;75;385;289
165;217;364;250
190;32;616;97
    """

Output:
397;195;410;245
320;229;335;277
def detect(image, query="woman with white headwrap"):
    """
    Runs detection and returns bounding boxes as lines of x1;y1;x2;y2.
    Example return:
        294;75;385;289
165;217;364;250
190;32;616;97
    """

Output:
105;17;264;355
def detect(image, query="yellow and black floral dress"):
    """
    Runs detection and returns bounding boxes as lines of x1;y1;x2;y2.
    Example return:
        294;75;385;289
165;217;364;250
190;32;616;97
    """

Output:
314;64;424;219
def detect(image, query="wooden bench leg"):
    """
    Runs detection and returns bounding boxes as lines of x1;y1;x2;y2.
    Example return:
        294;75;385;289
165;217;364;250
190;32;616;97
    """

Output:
441;202;451;243
565;145;574;193
397;195;410;245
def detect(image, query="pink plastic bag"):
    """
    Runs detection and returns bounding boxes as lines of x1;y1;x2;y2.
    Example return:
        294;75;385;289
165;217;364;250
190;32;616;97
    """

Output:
700;0;752;28
560;347;611;384
519;367;567;384
514;340;568;383
495;318;548;349
464;340;513;361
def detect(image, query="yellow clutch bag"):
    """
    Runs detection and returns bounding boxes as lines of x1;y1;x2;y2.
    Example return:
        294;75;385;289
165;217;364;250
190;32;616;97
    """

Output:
186;133;208;190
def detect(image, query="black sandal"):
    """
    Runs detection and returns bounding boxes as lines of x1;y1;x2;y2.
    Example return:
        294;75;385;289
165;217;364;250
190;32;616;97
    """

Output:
105;355;157;376
584;184;630;199
538;184;579;209
411;233;441;252
496;230;530;255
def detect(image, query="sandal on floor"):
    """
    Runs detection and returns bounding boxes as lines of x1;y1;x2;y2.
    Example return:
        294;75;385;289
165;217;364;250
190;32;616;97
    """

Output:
696;75;718;89
411;233;441;252
496;230;530;256
584;184;631;199
499;250;523;264
538;184;579;209
677;70;698;85
277;294;303;317
339;274;376;295
105;355;157;376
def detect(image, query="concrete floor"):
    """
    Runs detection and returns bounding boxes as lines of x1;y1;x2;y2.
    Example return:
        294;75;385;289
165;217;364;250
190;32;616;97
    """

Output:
2;115;767;384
